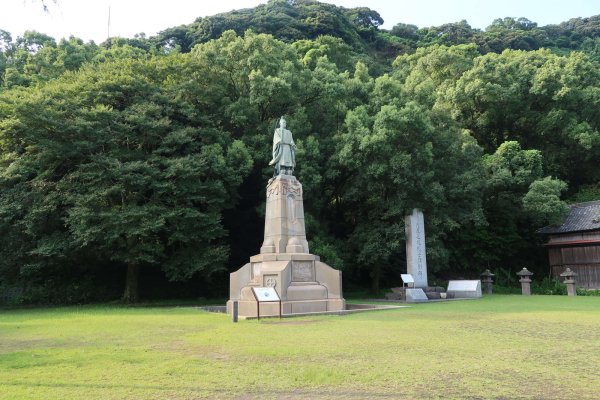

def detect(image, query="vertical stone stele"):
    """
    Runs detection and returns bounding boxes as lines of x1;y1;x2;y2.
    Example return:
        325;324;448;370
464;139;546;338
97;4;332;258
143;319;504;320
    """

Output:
227;118;345;318
405;208;428;288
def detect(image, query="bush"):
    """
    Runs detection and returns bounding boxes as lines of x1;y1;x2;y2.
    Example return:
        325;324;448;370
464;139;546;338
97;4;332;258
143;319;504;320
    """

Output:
531;277;567;295
576;287;600;296
492;285;521;294
493;267;519;287
0;285;25;306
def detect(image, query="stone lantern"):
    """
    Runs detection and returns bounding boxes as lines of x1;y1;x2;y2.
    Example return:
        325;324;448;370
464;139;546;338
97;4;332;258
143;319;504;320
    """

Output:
560;268;578;296
480;269;495;295
516;268;534;295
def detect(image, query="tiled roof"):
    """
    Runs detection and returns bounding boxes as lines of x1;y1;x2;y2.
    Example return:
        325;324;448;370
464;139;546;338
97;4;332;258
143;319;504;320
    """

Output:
538;200;600;234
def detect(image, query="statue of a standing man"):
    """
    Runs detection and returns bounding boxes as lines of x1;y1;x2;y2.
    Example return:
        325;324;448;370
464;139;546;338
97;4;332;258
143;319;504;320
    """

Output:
269;117;296;175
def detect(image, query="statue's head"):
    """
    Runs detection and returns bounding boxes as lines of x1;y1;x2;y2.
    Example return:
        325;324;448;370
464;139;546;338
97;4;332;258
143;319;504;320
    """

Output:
279;117;286;128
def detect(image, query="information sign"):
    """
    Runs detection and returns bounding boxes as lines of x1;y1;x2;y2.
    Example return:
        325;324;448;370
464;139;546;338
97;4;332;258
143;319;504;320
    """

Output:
252;287;280;302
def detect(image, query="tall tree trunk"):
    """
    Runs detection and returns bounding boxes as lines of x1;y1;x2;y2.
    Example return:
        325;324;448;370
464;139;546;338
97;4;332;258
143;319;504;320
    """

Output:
370;264;381;295
123;263;140;303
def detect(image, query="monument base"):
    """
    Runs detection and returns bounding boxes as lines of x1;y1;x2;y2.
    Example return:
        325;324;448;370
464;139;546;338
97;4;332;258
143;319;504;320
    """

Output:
227;298;347;318
405;288;429;303
227;253;345;318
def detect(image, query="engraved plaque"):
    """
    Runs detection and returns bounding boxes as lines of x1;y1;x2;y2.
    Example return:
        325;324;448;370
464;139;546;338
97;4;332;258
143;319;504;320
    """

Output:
292;261;314;282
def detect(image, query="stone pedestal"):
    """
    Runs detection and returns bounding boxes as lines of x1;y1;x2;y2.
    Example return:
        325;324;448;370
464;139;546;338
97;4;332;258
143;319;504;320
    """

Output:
260;175;309;254
228;174;345;318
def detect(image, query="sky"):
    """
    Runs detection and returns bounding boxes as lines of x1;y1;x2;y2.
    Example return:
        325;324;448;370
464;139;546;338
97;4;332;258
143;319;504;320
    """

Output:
1;0;598;43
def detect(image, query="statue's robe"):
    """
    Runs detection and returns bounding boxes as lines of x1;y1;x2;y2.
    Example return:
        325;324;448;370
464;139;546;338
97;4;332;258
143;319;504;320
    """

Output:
269;127;295;169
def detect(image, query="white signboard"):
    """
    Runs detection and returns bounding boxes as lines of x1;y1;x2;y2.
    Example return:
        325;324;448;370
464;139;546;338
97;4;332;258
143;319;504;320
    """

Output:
447;280;480;291
401;274;415;286
447;280;482;299
405;209;428;288
252;287;280;302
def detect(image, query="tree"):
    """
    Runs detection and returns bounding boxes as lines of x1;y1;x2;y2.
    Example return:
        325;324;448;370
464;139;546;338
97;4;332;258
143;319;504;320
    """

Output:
0;54;252;303
487;17;538;32
390;23;418;40
523;177;568;225
448;141;567;273
336;84;485;292
417;20;478;47
392;44;479;107
445;49;600;188
15;30;56;53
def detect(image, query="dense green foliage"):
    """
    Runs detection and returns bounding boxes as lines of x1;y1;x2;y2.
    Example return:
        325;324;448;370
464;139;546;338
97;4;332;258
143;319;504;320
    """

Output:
0;0;598;302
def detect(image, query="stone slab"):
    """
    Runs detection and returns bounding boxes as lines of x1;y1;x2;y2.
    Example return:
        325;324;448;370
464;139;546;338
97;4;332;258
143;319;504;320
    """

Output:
447;280;482;298
405;288;429;303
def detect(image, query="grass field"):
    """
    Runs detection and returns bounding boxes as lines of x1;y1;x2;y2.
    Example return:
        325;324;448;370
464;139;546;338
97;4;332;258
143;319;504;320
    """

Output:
1;295;599;399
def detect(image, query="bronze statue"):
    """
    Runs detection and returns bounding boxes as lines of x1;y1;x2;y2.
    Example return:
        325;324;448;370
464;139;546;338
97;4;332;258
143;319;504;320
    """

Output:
269;117;296;175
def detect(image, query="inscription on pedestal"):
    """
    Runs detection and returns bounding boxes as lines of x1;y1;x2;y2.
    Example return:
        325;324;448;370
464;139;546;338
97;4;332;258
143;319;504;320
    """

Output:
267;179;302;198
292;261;314;282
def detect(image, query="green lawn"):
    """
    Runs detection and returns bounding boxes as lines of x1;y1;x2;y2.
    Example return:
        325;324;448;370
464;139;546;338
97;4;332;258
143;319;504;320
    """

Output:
1;295;599;399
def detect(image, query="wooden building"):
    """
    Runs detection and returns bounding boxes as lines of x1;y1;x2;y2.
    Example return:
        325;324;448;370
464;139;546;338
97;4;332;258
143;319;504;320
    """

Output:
539;200;600;289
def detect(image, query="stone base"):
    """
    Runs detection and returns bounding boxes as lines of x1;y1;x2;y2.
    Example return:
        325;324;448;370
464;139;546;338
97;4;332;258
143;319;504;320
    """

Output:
405;288;429;303
228;252;345;318
227;298;346;318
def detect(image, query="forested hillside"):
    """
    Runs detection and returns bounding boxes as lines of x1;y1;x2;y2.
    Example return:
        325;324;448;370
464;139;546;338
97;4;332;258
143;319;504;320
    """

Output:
1;0;599;304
